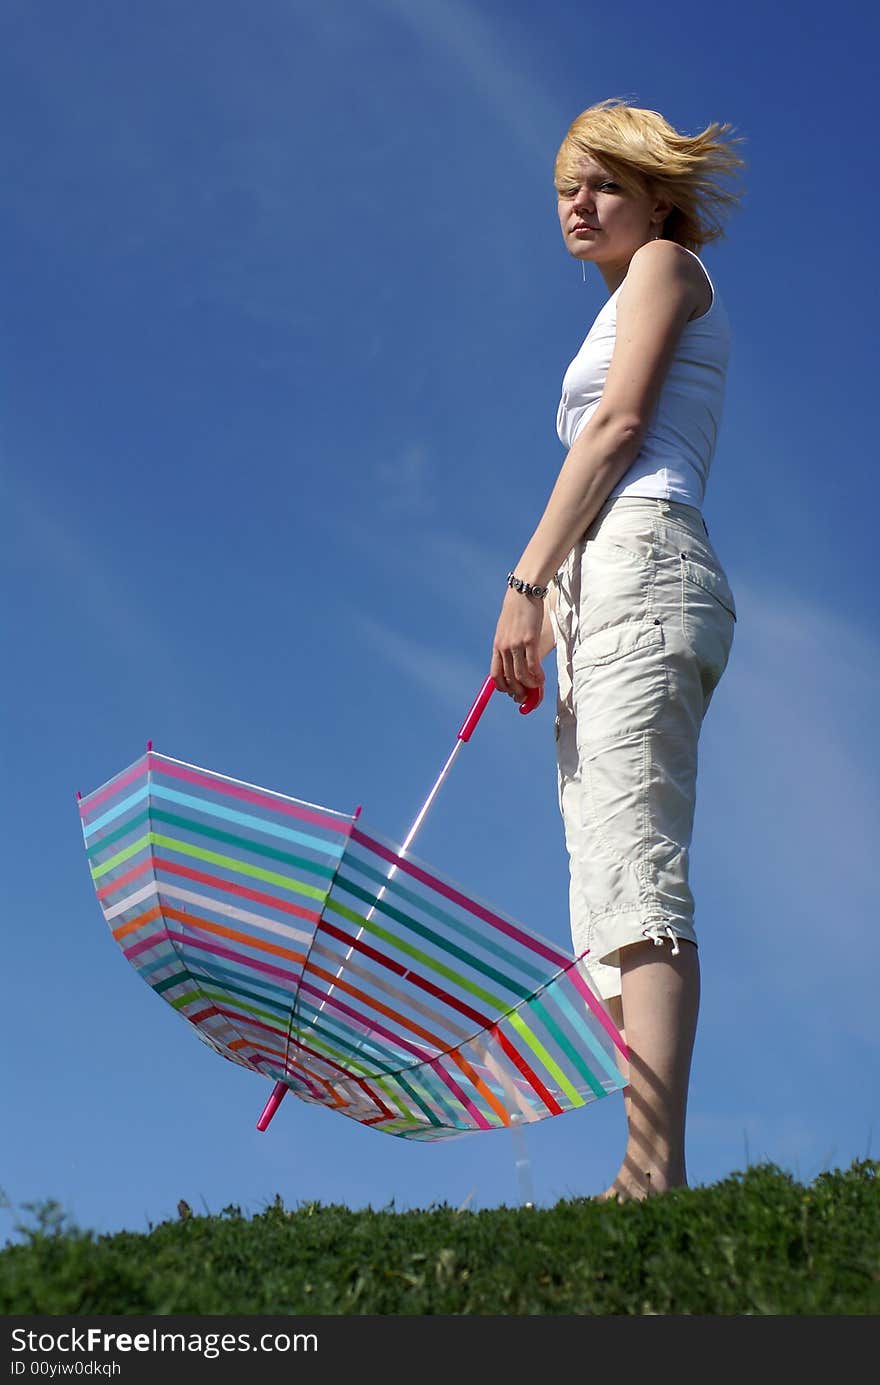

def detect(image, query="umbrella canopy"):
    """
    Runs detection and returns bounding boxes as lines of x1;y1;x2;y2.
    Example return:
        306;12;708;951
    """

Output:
78;748;628;1140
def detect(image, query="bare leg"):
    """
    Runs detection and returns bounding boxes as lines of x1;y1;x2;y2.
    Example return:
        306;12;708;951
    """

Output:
597;938;700;1201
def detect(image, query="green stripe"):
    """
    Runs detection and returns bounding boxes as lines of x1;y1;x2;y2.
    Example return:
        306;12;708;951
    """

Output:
357;1064;461;1130
154;970;191;996
302;1031;464;1127
317;1024;469;1129
343;848;545;984
169;989;207;1011
92;831;328;903
86;808;337;882
529;997;605;1100
85;807;152;858
324;896;508;1011
333;875;532;1001
167;987;392;1080
384;1071;444;1128
506;1009;584;1107
368;1073;410;1123
90;834;151;878
293;1017;395;1078
294;1016;461;1135
196;976;291;1020
200;986;290;1032
294;1009;466;1129
163;977;291;1033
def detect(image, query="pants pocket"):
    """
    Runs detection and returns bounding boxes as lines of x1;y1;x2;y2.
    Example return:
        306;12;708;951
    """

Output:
679;554;736;711
572;620;667;744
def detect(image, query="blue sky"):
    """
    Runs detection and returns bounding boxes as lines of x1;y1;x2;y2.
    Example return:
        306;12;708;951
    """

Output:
3;0;878;1240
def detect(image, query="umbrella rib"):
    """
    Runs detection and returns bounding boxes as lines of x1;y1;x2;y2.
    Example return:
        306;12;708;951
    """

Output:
316;739;464;1021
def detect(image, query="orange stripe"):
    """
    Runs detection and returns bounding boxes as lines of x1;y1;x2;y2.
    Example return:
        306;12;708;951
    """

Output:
209;1014;341;1103
303;964;506;1118
494;1025;563;1116
318;1077;348;1110
275;1056;334;1103
113;901;307;965
162;904;307;965
99;853;322;925
113;905;163;941
289;1036;361;1082
352;1075;395;1121
305;960;447;1051
230;1037;291;1065
447;1048;510;1127
155;856;323;923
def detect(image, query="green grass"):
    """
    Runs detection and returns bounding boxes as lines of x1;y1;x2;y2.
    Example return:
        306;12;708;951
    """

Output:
1;1161;877;1315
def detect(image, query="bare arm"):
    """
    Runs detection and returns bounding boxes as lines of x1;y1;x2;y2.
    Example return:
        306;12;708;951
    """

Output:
492;241;705;700
539;592;556;661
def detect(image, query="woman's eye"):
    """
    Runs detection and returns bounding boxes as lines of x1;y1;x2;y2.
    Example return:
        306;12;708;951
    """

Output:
559;181;618;197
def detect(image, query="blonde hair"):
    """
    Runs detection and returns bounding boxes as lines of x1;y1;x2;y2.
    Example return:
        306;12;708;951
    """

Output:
554;97;746;251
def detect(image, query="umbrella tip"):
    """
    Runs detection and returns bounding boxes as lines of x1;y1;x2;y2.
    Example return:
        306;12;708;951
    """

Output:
257;1080;288;1132
146;739;153;752
76;790;82;801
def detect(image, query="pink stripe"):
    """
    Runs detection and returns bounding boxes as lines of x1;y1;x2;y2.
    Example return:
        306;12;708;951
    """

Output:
96;856;152;901
150;754;353;834
287;1035;358;1082
80;751;355;835
251;1055;326;1104
102;855;322;928
79;755;149;815
210;1005;288;1045
350;827;571;967
350;1077;395;1123
296;977;434;1065
428;1058;492;1130
125;927;172;959
568;953;630;1058
126;929;301;986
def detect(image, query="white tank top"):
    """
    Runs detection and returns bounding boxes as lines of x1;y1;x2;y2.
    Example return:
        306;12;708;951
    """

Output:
556;247;730;508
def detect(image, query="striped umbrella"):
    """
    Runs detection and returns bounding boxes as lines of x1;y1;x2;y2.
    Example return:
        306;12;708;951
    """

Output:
77;686;628;1141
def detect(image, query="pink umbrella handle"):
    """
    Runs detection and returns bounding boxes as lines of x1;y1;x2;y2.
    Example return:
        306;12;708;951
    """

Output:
256;1080;288;1131
457;676;540;742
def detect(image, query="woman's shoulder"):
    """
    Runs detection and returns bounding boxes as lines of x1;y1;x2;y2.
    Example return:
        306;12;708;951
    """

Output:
627;238;710;287
625;241;716;323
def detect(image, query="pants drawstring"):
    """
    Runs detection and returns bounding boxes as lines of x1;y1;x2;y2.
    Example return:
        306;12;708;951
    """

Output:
641;922;681;956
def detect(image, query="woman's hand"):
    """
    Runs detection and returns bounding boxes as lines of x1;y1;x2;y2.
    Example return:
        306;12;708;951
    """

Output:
491;589;547;706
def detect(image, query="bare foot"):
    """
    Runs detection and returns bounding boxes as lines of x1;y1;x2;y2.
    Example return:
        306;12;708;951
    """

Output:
593;1170;686;1203
593;1179;649;1204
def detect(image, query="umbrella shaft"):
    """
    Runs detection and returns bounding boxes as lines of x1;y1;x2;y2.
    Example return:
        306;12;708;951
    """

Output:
400;738;464;856
317;738;465;1017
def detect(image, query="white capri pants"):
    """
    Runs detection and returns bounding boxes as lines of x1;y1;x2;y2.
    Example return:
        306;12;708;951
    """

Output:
552;495;737;1000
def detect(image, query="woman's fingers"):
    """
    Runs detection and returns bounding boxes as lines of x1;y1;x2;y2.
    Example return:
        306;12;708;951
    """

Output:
491;653;523;699
492;592;546;700
497;644;544;702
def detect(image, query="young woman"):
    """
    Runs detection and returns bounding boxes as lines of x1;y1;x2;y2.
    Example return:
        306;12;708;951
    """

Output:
490;99;745;1201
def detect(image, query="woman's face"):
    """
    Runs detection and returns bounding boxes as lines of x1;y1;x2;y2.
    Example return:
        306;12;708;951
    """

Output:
557;154;664;270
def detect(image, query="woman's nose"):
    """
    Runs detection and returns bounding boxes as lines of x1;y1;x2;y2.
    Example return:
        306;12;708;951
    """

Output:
572;185;594;210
